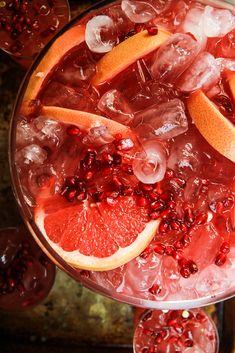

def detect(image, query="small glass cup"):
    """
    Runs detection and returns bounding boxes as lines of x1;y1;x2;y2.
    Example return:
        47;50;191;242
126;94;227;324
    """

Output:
133;308;219;353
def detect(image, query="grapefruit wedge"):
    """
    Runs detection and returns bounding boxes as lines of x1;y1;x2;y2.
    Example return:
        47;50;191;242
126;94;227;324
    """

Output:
42;105;131;137
187;90;235;163
21;24;85;116
35;194;159;271
91;28;170;87
34;105;159;271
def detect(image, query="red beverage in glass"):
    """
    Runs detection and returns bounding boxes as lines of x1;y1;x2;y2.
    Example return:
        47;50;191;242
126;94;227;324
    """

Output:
10;0;235;309
134;309;219;353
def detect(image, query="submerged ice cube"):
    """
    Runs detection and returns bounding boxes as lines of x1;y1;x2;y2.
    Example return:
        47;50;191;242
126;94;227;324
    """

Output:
121;0;157;23
203;5;235;38
16;118;35;147
133;99;188;140
180;6;207;47
16;144;48;166
85;15;117;53
98;89;133;125
82;126;114;146
32;116;65;147
216;58;235;72
178;52;220;92
151;33;200;82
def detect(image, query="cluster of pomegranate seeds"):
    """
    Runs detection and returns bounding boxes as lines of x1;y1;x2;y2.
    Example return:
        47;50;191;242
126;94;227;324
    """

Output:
135;309;217;353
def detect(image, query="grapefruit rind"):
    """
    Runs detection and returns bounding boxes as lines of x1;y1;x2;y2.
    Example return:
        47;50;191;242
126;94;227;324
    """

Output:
42;106;132;136
21;25;85;116
91;28;170;87
187;90;235;163
35;207;159;271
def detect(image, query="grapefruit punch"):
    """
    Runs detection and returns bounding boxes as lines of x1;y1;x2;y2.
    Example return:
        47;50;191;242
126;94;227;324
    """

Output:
134;309;219;353
10;0;235;309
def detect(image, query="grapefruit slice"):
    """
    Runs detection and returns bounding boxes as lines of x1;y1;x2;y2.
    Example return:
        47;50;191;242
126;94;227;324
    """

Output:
21;24;85;116
42;105;132;137
91;28;170;87
35;194;159;271
187;90;235;163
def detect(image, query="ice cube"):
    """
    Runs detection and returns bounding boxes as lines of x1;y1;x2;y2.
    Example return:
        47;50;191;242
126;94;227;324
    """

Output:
132;139;167;184
121;0;157;23
151;33;200;82
195;264;230;296
32;116;65;148
218;28;235;58
178;52;220;92
82;126;114;146
180;6;207;47
16;144;48;165
133;99;188;140
216;58;235;72
97;89;133;125
16;118;35;147
203;5;235;38
184;347;204;353
85;15;117;53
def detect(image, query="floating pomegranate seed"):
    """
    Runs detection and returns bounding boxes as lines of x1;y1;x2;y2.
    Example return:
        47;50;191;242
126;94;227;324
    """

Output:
174;240;184;249
180;266;191;278
160;209;172;219
65;189;77;202
185;208;194;223
181;234;191;247
134;23;145;33
143;328;154;336
149;283;162;295
167;200;176;209
146;24;158;35
137;196;149;207
102;152;113;164
165;169;175;179
167;318;177;327
174;177;186;188
121;164;133;174
195;313;207;323
151;201;164;211
184;339;194;347
140;246;152;259
66;125;81;136
112;153;122;165
165;245;174;256
77;191;87;201
160;191;173;201
115;138;134;151
215;252;227;266
187;260;198;274
84;171;94;181
193;213;208;226
170;220;180;231
220;242;230;254
149;211;160;220
159;220;169;233
153;243;165;255
223;196;234;209
172;250;183;261
148;190;159;200
180;222;188;233
214;94;233;115
112;176;123;188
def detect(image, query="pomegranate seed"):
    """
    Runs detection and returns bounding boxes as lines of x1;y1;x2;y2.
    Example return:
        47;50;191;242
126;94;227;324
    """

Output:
146;25;158;35
65;189;77;202
214;94;233;114
167;318;177;327
121;164;133;174
149;211;160;220
160;209;172;218
184;339;194;348
77;191;87;201
142;311;153;321
187;260;198;274
139;183;153;192
122;186;133;196
16;283;25;296
174;177;186;188
196;313;207;323
134;23;145;32
174;240;184;250
182;234;191;247
180;222;188;232
112;176;123;188
165;169;175;179
172;250;183;261
193;213;207;226
66;125;81;136
84;171;94;181
159;220;169;233
167;200;176;209
185;208;194;223
149;283;162;295
140;246;152;259
4;23;12;32
180;266;191;278
137;196;149;207
168;336;178;344
102;152;113;163
143;328;154;336
160;191;173;201
113;153;122;165
170;220;180;231
165;245;174;256
174;323;184;333
223;197;234;209
215;252;227;266
115;138;134;151
151;201;164;211
178;258;188;267
148;190;159;200
220;241;230;254
153;243;165;255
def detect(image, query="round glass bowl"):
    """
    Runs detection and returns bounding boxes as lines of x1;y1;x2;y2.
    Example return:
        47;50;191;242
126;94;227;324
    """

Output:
9;0;235;309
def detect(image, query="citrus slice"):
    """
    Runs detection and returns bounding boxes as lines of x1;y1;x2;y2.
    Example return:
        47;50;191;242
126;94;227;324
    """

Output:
35;194;159;271
91;28;170;87
187;90;235;163
42;105;132;137
21;24;85;116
